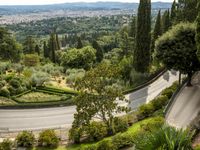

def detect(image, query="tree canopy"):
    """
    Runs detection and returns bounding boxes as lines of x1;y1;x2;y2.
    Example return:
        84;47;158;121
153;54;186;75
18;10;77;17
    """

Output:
155;23;199;85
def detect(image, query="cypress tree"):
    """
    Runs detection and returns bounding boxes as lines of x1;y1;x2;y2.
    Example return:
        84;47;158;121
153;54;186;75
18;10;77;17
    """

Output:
176;0;198;23
49;33;56;63
134;0;151;73
43;41;49;58
77;36;83;49
35;44;40;55
196;2;200;61
162;10;171;33
171;0;176;22
23;36;35;54
92;40;103;62
56;33;60;50
151;10;162;52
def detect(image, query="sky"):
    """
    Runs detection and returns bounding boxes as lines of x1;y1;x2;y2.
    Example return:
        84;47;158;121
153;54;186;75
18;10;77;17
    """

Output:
0;0;173;5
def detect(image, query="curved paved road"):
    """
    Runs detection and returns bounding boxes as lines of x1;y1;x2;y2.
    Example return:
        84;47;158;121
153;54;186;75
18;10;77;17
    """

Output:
0;71;179;132
166;72;200;129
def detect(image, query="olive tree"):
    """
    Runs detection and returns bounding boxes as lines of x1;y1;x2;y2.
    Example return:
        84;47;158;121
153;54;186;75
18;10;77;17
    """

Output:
70;62;128;143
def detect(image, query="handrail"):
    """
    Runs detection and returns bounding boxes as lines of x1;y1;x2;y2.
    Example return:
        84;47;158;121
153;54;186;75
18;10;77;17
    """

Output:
123;67;166;94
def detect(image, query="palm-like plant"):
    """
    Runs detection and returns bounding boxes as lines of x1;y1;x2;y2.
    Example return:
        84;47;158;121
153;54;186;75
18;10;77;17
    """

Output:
134;125;194;150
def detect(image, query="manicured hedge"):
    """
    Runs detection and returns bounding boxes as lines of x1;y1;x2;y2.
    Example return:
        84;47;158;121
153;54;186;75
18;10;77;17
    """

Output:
37;86;78;95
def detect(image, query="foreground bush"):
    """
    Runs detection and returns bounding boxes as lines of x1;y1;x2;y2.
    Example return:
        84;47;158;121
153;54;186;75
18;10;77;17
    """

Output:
134;125;194;150
112;133;134;149
81;117;164;150
97;139;116;150
0;139;12;150
38;129;59;148
16;131;35;148
113;117;129;133
85;122;107;142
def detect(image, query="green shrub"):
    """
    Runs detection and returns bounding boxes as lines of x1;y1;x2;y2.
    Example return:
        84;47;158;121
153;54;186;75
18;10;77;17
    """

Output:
80;144;98;150
69;127;83;144
0;87;10;97
38;129;59;148
85;122;107;142
134;125;194;150
0;80;6;88
0;139;12;150
151;95;168;110
4;74;14;82
16;131;35;148
97;139;116;150
137;103;155;120
9;78;21;88
112;133;134;149
161;82;178;99
113;117;129;133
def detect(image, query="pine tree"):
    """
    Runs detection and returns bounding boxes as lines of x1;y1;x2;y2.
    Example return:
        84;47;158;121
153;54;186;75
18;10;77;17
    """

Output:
43;41;49;58
162;10;171;33
35;44;40;55
92;40;103;62
76;36;83;49
134;0;151;73
151;10;162;52
196;2;200;61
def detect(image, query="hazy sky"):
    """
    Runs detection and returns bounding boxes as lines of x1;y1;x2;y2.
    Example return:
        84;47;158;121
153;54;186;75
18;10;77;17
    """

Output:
0;0;173;5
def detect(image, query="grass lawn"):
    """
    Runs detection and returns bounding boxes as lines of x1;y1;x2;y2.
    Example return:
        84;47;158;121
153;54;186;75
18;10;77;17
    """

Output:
15;92;62;103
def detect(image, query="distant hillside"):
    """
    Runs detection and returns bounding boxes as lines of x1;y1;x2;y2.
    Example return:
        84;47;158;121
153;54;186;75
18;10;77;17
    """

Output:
0;2;172;15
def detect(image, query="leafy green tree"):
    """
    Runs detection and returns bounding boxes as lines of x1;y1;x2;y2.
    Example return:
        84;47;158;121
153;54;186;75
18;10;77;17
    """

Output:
134;0;151;73
196;2;200;61
0;28;22;62
155;23;199;85
92;40;103;62
162;9;171;33
119;26;133;56
24;54;40;67
71;62;128;136
151;10;162;52
76;36;83;49
61;46;96;70
129;16;136;38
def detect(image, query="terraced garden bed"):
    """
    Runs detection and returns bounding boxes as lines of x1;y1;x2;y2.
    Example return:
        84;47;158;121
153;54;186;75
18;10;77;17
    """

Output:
0;96;16;105
15;92;67;103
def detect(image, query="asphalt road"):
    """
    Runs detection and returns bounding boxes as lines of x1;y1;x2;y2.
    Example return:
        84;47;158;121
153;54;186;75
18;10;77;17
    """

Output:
166;72;200;129
0;71;179;132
